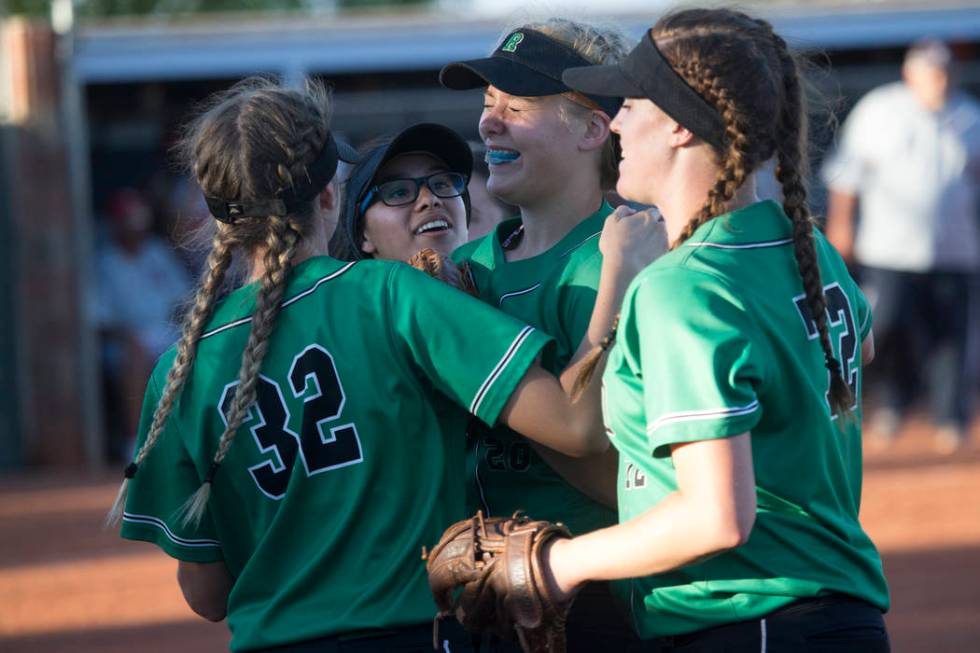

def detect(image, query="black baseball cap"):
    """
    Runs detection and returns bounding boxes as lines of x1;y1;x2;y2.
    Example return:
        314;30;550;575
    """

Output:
346;123;473;212
338;123;473;258
440;29;622;117
562;32;726;149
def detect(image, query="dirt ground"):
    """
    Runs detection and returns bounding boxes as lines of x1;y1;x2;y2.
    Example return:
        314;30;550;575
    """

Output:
1;415;978;653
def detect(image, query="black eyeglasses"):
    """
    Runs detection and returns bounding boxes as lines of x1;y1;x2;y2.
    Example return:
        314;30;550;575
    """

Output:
358;172;468;215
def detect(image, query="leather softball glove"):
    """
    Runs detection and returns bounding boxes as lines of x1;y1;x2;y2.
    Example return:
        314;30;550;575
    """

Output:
424;511;573;653
406;248;479;297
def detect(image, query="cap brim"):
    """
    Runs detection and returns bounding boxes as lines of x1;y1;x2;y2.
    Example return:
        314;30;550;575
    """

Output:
562;64;643;99
440;58;568;97
334;137;359;164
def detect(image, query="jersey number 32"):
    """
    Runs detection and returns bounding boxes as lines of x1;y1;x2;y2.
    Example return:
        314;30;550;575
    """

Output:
793;282;859;417
217;344;363;500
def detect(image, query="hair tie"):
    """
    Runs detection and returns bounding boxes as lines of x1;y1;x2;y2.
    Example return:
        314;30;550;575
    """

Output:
204;461;221;484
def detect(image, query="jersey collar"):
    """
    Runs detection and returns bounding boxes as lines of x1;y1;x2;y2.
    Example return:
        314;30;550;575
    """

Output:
683;200;794;250
490;200;612;268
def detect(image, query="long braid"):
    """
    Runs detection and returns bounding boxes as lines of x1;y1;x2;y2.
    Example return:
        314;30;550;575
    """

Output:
106;229;235;525
769;31;853;416
107;78;333;529
178;215;302;527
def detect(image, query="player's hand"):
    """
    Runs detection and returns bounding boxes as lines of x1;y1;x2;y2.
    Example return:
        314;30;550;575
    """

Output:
599;205;669;275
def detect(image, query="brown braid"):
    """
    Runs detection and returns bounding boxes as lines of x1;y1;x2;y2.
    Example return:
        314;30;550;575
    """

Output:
570;313;620;402
767;28;853;416
670;57;761;247
107;78;335;528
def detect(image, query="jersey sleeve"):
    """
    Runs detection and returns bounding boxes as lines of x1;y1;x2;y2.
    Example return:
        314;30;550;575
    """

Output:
119;366;224;563
385;263;553;427
853;282;873;342
624;268;766;456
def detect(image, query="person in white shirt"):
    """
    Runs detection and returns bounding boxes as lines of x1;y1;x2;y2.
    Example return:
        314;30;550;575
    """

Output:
823;40;980;452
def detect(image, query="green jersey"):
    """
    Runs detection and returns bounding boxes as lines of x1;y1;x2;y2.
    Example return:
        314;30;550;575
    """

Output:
603;201;889;638
453;203;616;535
120;256;551;651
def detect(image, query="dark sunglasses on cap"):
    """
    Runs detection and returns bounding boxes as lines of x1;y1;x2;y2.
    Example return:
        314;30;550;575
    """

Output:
357;171;468;215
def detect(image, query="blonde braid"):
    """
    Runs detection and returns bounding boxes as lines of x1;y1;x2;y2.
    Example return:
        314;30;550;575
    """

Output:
177;215;302;527
106;229;235;526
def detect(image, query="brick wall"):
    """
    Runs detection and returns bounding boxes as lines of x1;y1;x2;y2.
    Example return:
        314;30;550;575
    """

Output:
1;19;89;468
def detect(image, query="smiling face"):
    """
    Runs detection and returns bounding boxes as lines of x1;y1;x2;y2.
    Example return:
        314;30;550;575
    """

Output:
609;98;676;207
360;153;468;261
478;86;588;207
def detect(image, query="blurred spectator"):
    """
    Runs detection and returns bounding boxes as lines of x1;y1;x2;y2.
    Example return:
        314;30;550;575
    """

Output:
467;140;515;241
97;188;192;459
823;40;980;452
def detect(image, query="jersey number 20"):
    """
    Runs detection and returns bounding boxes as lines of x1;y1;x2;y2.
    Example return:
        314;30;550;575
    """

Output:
217;344;363;500
793;282;859;416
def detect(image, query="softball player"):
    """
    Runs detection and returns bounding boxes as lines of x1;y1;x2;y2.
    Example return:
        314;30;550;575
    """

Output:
531;9;892;652
108;79;637;653
441;18;643;651
331;122;472;262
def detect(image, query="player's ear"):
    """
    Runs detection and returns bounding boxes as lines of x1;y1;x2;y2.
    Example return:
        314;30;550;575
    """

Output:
669;119;696;148
578;109;611;153
360;229;377;256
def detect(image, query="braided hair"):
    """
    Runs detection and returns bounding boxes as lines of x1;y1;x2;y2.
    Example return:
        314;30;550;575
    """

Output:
575;9;852;416
107;78;335;527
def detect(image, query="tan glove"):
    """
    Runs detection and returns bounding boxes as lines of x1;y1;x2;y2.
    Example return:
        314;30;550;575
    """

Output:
406;248;479;297
424;511;573;653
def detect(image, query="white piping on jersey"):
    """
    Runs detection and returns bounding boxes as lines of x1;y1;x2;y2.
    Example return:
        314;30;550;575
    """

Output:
760;618;768;652
560;229;601;257
122;512;221;548
495;229;601;306
470;326;535;416
498;283;542;306
474;439;492;515
646;399;760;434
684;238;793;250
200;261;357;340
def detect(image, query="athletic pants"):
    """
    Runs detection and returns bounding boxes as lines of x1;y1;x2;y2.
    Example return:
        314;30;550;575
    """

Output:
860;266;972;431
477;580;643;652
248;621;473;653
649;594;889;653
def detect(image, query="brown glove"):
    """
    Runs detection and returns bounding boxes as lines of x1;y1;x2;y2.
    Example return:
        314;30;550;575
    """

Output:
406;248;479;297
424;511;573;653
